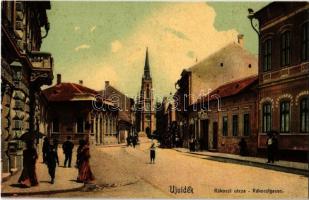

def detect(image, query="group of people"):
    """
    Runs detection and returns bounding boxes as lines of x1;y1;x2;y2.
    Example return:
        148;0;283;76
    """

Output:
126;135;138;148
18;136;94;188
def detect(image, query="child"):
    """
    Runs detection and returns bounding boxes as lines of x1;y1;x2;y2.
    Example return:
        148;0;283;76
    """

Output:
150;143;156;164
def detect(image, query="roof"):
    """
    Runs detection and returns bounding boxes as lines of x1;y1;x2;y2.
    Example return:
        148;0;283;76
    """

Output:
43;82;98;102
197;75;258;103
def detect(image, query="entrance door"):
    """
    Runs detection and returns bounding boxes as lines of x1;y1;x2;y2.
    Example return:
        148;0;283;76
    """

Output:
213;122;218;149
201;120;209;150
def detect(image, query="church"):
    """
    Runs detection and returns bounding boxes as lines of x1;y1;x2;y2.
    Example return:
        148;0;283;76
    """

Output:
136;48;156;136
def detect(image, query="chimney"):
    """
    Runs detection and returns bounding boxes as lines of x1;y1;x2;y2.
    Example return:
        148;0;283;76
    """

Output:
56;74;61;85
79;80;83;85
105;81;110;88
237;34;244;48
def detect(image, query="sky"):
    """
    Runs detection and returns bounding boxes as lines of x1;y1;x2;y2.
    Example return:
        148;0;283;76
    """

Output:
41;2;268;99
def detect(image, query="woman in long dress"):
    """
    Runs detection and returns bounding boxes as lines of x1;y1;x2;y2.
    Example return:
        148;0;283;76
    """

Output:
77;139;95;183
18;140;39;187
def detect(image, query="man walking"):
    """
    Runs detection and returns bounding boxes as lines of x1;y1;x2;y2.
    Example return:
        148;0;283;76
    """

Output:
62;136;74;168
46;144;59;184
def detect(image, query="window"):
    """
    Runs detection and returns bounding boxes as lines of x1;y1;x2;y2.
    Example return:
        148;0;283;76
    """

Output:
222;116;228;136
52;118;59;133
263;39;272;71
300;97;309;133
77;117;84;133
301;23;309;61
280;101;290;133
146;88;150;98
281;31;291;66
262;103;272;133
243;114;250;136
232;115;238;136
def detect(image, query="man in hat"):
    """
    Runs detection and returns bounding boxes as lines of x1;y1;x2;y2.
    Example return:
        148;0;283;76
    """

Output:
62;136;74;168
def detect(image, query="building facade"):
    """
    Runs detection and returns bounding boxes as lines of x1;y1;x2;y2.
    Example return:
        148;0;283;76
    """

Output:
175;36;258;151
100;81;135;144
1;1;53;175
187;76;259;155
43;75;118;145
136;48;156;136
252;2;309;161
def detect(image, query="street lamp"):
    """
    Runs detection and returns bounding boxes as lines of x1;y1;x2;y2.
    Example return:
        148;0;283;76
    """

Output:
247;8;260;36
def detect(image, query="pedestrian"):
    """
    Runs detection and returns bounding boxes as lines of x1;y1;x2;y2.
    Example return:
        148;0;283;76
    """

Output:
132;136;137;148
266;132;274;163
77;138;95;183
62;136;74;168
238;138;247;156
46;144;59;184
150;143;156;164
126;136;130;147
272;131;279;161
18;140;39;187
42;137;50;164
76;139;85;169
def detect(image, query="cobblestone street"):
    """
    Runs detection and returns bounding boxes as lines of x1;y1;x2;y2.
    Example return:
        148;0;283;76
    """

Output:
37;140;308;198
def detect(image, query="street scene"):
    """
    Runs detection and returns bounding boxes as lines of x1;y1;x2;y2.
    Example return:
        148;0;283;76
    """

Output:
1;1;309;199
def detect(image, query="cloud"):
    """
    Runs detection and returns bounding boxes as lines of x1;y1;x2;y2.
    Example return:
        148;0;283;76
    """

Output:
111;40;123;53
74;44;90;51
71;3;239;98
74;26;80;31
90;25;96;32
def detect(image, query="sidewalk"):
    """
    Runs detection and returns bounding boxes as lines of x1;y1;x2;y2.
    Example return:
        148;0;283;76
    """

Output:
174;148;309;176
1;148;84;197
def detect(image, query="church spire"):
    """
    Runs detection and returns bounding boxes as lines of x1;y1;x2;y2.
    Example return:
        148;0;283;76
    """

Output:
143;47;151;80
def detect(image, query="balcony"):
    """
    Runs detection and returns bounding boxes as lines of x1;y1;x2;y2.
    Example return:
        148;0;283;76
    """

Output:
261;62;309;84
29;51;54;86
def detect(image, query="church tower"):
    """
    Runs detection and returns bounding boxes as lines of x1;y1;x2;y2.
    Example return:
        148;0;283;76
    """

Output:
137;48;155;135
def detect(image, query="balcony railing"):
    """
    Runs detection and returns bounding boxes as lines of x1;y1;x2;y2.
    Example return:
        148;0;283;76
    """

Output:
29;51;53;70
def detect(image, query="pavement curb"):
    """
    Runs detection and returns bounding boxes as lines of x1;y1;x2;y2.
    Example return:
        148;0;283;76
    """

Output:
1;183;85;197
174;149;309;177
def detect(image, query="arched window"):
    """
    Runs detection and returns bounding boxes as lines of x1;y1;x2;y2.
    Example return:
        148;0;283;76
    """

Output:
281;31;291;66
301;22;309;61
262;103;272;133
280;101;290;133
263;39;272;71
300;97;309;133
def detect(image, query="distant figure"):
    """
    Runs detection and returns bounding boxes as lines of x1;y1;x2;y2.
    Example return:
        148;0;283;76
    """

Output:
126;136;131;147
77;139;95;183
272;131;279;161
238;138;247;156
62;136;74;168
18;140;39;187
76;139;85;169
132;136;137;148
150;143;156;164
266;132;274;163
46;145;59;184
42;137;50;164
189;138;194;151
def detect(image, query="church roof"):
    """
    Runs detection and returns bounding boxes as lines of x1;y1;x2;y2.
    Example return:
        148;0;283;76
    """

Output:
143;47;151;80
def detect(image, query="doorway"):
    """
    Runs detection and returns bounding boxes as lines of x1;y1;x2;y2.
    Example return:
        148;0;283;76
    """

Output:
201;120;209;150
213;122;218;149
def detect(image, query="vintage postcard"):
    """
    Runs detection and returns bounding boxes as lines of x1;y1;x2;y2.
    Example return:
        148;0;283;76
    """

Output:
1;1;308;199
